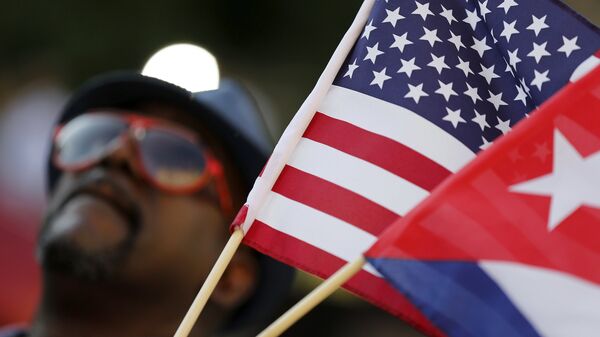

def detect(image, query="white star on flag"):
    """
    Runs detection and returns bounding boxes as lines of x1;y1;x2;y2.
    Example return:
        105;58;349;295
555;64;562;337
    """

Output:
370;68;391;89
428;53;450;74
527;15;549;36
520;77;532;95
478;0;492;20
514;84;529;105
343;59;359;78
487;90;508;110
383;7;405;27
472;110;490;130
508;48;522;68
456;57;474;77
435;80;458;101
412;1;434;21
364;43;384;64
498;0;518;14
390;33;413;52
464;83;482;104
405;83;428;103
464;8;481;30
480;136;493;150
448;32;465;51
558;36;581;57
511;130;600;231
495;116;512;135
479;64;500;84
443;107;466;128
472;36;492;57
397;57;421;77
501;20;520;43
528;42;551;64
505;61;515;75
420;27;442;47
531;69;551;91
439;5;457;25
361;19;377;40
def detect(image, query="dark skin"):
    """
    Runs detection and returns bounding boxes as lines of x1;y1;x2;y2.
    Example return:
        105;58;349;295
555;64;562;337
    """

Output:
30;104;258;337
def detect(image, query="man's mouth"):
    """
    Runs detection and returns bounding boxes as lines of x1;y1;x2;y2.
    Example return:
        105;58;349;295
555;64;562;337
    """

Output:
54;174;142;235
63;189;139;231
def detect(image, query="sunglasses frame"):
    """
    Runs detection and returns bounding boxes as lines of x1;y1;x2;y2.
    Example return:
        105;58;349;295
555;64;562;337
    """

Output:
53;111;232;213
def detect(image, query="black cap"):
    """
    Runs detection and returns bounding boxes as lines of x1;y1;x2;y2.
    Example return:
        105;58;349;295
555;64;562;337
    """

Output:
46;71;294;331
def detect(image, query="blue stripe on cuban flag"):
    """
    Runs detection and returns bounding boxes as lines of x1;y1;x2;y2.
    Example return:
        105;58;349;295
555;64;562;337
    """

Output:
367;259;542;337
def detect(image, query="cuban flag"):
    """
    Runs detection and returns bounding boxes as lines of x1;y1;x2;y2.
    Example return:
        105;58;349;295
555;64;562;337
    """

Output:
366;64;600;337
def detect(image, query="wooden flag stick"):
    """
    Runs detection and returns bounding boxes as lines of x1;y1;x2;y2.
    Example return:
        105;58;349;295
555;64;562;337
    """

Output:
174;229;244;337
257;256;366;337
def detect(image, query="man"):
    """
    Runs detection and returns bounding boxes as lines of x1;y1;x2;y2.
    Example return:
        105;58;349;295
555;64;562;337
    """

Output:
2;72;293;337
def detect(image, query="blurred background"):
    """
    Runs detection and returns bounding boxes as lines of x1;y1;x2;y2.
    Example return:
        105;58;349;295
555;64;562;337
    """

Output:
1;0;599;335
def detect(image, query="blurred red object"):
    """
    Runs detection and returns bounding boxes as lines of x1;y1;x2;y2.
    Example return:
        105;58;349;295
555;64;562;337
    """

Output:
0;83;66;325
0;203;41;325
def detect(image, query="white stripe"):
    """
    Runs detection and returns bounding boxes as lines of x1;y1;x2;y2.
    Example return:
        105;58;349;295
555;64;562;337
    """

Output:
288;138;429;216
480;261;600;337
319;85;475;173
257;192;380;276
570;55;600;82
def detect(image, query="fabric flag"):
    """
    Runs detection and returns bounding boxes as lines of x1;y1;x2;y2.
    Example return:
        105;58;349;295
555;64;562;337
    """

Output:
366;64;600;337
230;0;600;334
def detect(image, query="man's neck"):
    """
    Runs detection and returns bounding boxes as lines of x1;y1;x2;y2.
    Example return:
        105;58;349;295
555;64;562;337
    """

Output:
29;273;222;337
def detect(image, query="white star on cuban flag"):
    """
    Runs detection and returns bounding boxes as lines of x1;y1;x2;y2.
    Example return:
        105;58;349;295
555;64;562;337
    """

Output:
511;129;600;231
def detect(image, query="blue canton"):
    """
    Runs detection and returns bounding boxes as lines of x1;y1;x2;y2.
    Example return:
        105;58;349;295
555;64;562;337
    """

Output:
334;0;600;153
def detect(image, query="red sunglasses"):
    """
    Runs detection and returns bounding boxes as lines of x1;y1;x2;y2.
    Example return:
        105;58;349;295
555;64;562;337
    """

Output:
53;111;232;213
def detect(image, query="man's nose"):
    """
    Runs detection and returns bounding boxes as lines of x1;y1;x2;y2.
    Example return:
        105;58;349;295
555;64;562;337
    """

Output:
98;134;142;177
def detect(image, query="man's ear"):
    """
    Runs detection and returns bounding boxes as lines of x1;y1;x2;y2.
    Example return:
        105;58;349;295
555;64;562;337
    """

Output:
211;247;258;309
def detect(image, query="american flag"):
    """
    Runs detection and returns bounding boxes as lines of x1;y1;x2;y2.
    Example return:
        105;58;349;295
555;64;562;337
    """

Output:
232;0;600;334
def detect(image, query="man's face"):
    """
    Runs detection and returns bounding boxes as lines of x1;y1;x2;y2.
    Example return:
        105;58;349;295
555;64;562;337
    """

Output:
38;104;241;292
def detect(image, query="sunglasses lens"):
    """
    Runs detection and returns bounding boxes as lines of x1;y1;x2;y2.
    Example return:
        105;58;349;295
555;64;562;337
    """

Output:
139;129;208;189
55;114;126;168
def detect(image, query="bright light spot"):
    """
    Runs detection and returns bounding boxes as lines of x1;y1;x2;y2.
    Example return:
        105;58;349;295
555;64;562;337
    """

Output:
142;43;220;92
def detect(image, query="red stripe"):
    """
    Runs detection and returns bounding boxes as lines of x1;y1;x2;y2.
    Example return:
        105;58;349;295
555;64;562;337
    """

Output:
272;165;398;235
229;204;249;232
244;220;446;337
594;49;600;58
304;112;451;191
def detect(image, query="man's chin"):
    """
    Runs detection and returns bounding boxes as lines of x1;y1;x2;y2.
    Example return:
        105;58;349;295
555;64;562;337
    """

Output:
37;237;127;281
37;195;140;281
38;221;137;282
